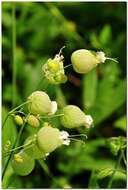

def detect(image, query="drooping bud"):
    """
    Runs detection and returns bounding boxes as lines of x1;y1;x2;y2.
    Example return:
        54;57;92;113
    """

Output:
37;126;70;154
27;115;40;128
71;49;117;74
27;91;52;115
60;105;93;128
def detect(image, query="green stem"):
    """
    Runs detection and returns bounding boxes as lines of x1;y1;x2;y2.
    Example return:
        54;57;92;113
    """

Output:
9;101;30;114
64;64;72;69
40;113;64;119
121;149;127;166
2;121;26;180
2;101;29;130
3;144;34;157
12;2;16;107
107;150;123;188
2;114;9;129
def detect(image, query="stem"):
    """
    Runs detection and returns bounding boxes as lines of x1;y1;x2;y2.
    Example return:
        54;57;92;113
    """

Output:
64;64;72;69
121;149;127;166
9;101;30;114
2;114;9;129
107;150;123;188
69;138;85;145
2;101;29;131
3;144;34;157
2;122;26;180
40;113;64;119
69;134;88;139
12;2;16;107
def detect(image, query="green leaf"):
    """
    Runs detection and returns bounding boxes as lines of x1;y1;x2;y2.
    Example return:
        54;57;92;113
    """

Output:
114;115;126;132
106;136;126;156
99;25;112;45
97;167;113;179
87;62;126;125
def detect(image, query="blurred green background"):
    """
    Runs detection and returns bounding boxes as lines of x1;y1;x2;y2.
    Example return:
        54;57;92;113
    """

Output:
2;2;126;188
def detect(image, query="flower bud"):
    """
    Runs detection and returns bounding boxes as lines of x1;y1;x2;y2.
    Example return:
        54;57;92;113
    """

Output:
11;151;35;176
71;49;106;74
37;126;70;154
27;115;40;128
14;115;23;126
61;105;93;128
27;91;52;115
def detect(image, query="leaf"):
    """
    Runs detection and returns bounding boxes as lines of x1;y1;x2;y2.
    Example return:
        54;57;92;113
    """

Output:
2;107;17;146
97;167;126;180
2;107;17;167
87;62;126;125
82;69;98;109
99;25;112;45
90;33;101;49
114;115;126;132
97;167;113;179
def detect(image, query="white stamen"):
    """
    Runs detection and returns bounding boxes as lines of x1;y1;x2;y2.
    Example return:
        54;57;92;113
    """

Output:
84;115;93;128
59;131;70;146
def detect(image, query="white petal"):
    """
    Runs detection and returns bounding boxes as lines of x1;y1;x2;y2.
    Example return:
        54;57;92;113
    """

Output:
59;131;70;146
50;101;58;115
96;51;106;63
84;115;93;128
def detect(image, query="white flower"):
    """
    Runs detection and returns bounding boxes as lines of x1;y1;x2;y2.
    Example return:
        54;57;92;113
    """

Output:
59;131;70;146
84;115;93;128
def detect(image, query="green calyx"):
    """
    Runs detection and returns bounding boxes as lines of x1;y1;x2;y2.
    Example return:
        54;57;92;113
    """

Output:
37;126;63;154
24;135;46;159
27;115;40;128
71;49;100;74
27;91;52;115
61;105;93;128
11;151;35;176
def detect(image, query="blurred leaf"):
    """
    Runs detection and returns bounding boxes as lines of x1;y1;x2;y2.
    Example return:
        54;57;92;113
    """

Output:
97;167;113;179
87;63;126;125
97;167;126;180
2;107;17;146
99;25;112;45
114;115;126;132
106;136;126;156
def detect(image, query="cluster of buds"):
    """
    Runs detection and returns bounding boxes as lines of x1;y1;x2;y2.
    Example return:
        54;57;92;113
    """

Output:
42;47;67;84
